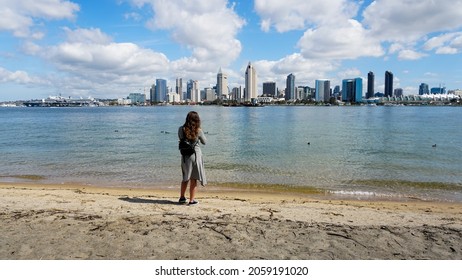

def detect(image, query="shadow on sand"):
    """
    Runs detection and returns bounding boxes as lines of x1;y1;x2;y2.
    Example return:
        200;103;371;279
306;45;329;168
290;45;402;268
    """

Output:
118;197;178;205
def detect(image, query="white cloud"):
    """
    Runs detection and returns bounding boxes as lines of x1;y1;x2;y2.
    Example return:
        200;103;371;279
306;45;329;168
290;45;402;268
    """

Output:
21;41;43;55
424;32;462;54
297;19;384;60
124;12;143;22
435;46;458;55
253;0;462;78
132;0;245;67
398;49;427;60
337;68;362;80
47;40;169;78
62;27;112;44
363;0;462;43
39;28;170;96
0;67;47;85
0;0;79;38
254;0;358;32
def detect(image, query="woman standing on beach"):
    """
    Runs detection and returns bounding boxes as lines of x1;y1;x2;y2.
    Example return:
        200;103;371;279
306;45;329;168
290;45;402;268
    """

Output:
178;111;207;205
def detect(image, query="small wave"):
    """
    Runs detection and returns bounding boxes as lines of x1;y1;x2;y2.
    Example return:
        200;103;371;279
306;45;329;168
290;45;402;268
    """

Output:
328;189;399;199
329;190;377;196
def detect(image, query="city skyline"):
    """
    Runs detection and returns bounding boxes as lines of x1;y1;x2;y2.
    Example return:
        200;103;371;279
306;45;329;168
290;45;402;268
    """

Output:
1;0;462;102
137;68;455;102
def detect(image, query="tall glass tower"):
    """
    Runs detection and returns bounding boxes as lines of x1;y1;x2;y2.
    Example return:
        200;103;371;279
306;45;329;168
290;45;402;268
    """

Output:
155;79;167;103
385;71;393;97
367;71;375;99
342;78;363;103
244;62;257;102
315;79;330;102
216;68;228;100
285;73;296;100
176;78;183;100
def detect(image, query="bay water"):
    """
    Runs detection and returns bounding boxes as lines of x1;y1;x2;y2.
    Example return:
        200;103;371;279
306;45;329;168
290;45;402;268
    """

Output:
1;105;461;202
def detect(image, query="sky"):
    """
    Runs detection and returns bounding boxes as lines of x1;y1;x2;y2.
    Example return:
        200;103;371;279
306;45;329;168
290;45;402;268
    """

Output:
1;0;462;101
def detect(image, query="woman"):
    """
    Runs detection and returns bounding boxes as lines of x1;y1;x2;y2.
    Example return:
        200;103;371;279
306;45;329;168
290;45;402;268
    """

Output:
178;111;206;205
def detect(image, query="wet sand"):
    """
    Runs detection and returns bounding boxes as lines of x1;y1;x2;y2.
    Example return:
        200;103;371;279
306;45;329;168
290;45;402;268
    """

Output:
1;183;461;260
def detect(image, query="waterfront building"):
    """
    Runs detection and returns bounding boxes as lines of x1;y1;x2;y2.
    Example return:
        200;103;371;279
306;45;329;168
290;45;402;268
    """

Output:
431;86;446;94
230;86;242;101
367;71;375;99
244;62;257;102
315;79;331;102
176;78;183;101
394;88;403;98
263;82;276;97
216;68;228;100
342;78;363;103
149;84;155;103
299;86;314;100
385;71;393;97
333;85;341;99
296;87;303;100
204;87;216;101
155;79;167;103
191;80;200;103
285;73;296;101
419;83;429;95
167;92;181;103
186;80;194;101
128;93;146;105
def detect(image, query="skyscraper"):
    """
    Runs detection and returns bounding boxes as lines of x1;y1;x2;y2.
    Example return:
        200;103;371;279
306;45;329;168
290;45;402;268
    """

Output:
263;82;276;97
394;88;403;97
191;80;200;103
315;80;330;102
419;83;429;95
367;71;375;99
244;62;257;102
150;84;156;103
176;78;183;100
155;79;167;103
216;68;228;100
342;78;363;103
385;71;393;98
285;73;296;101
186;79;194;101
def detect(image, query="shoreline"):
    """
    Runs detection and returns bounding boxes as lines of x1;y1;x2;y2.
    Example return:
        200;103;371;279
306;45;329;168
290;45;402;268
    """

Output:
1;182;461;260
2;177;462;203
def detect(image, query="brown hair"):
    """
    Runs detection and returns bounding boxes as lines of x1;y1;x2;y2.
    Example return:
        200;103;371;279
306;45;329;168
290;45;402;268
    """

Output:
183;111;201;140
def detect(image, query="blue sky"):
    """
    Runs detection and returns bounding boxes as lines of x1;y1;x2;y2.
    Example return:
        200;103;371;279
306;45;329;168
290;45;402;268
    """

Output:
1;0;462;101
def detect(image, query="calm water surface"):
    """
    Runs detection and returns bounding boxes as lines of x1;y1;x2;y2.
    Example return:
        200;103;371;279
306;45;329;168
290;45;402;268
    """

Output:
1;105;461;202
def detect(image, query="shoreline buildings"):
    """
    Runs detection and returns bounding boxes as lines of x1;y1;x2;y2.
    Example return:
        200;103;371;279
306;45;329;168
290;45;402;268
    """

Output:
41;61;458;106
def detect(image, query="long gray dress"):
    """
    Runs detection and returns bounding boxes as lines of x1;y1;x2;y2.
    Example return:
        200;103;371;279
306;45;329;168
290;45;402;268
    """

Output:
178;126;207;186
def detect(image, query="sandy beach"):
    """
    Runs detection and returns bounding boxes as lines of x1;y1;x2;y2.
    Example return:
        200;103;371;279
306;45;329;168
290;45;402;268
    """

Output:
0;182;461;260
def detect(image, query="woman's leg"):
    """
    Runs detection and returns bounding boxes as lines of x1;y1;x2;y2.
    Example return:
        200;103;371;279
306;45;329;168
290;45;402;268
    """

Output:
180;180;188;199
189;179;197;202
